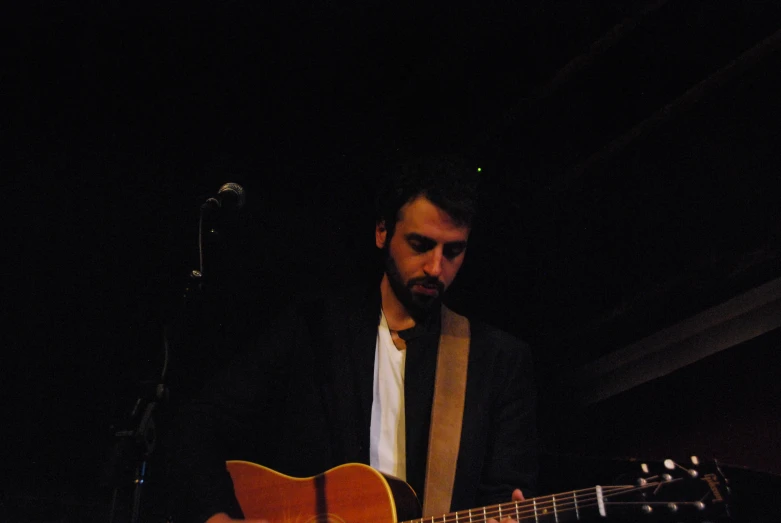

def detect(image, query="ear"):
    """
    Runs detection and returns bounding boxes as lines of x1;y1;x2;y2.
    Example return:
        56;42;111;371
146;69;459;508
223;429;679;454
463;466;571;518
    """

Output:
375;220;387;249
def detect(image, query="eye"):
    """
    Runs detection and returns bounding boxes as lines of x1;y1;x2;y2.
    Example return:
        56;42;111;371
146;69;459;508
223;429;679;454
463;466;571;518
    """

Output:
410;240;430;253
408;235;435;253
443;244;466;259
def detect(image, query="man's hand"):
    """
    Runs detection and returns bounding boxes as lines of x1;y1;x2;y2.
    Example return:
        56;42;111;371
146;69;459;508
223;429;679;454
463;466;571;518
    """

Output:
205;512;267;523
487;488;525;523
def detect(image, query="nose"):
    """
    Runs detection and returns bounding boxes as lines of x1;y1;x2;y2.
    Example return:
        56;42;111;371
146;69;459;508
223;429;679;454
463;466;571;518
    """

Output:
423;248;444;278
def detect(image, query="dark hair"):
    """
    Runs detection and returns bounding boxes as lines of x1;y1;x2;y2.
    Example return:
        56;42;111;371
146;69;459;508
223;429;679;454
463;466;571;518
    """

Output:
374;154;479;237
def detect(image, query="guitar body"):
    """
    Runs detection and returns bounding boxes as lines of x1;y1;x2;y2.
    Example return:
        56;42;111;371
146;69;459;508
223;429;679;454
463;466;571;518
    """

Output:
227;461;421;523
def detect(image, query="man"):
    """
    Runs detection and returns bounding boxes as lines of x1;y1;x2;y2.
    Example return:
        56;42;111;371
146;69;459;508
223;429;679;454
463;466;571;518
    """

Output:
168;155;538;523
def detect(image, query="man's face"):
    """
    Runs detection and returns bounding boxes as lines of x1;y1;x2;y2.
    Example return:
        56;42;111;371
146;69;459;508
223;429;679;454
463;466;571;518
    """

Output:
376;195;470;319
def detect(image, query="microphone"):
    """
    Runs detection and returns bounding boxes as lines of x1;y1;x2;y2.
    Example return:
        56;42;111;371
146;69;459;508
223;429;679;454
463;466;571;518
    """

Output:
202;182;246;211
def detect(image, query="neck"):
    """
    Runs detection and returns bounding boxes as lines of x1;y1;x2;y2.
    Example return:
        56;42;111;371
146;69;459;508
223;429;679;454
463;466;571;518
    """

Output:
379;274;417;331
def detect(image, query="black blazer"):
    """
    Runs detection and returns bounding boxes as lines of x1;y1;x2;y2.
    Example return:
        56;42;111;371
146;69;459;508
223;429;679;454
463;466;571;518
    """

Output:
169;285;538;523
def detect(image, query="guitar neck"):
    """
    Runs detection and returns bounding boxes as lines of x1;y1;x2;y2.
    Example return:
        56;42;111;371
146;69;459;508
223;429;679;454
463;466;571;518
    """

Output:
402;475;731;523
402;485;618;523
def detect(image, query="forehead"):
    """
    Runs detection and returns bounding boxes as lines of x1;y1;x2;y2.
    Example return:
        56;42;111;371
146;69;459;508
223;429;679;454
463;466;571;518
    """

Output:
396;196;470;240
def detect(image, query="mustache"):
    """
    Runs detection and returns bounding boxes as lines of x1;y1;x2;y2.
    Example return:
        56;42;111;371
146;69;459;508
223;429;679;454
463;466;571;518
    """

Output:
407;277;444;292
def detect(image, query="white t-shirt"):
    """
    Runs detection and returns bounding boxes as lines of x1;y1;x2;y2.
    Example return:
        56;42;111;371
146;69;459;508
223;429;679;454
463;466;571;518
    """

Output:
369;310;407;479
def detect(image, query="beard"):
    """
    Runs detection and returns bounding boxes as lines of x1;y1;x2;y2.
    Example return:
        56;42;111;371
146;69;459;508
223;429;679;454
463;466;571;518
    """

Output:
383;248;445;321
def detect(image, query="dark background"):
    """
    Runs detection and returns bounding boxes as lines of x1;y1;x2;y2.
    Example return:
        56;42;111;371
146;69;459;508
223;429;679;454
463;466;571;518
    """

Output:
5;2;781;521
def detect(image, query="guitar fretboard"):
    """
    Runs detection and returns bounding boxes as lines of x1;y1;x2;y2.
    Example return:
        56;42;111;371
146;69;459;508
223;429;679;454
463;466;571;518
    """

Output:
402;484;639;523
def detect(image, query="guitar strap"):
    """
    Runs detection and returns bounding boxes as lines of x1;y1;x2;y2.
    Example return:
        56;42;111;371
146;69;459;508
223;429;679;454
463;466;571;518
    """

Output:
422;305;470;517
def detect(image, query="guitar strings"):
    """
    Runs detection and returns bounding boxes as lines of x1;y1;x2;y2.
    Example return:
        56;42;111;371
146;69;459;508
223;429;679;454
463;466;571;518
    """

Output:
474;482;684;523
402;479;690;523
404;485;632;523
460;486;631;523
458;480;697;523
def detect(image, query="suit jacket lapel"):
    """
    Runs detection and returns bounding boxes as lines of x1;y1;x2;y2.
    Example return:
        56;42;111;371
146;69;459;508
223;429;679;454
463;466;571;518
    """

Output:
345;286;381;462
315;285;379;465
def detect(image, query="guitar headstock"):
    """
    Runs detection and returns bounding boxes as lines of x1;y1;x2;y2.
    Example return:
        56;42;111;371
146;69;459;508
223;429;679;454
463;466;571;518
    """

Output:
607;456;731;521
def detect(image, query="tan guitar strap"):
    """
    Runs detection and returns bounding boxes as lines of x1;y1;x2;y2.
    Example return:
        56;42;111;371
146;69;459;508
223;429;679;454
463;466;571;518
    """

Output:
422;305;470;517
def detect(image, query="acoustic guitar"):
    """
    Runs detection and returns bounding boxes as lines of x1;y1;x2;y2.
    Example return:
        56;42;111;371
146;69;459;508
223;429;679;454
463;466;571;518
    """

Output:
227;458;730;523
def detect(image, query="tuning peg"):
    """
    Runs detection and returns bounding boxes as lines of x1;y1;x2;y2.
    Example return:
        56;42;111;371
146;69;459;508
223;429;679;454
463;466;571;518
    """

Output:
663;458;699;477
691;455;700;465
641;463;649;473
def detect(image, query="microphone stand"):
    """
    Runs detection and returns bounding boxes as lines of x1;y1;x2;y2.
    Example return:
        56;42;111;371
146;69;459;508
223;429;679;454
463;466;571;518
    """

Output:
129;378;167;523
107;330;169;523
107;193;235;523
